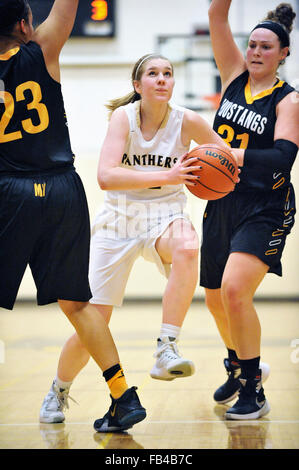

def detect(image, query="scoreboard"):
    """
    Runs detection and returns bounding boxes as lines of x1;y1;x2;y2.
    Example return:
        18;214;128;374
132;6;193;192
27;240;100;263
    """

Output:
29;0;116;37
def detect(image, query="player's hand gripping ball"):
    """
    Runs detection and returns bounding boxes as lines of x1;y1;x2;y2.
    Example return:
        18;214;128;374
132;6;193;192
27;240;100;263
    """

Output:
185;144;239;200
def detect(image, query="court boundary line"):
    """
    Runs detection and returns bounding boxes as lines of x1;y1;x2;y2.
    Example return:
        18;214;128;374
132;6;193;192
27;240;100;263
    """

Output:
1;419;299;426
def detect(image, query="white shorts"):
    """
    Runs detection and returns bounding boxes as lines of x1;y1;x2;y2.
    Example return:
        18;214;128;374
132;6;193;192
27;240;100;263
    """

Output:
89;213;190;307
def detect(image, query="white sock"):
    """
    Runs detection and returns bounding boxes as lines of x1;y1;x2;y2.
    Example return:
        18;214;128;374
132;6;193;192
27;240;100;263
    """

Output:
55;375;73;391
159;323;181;341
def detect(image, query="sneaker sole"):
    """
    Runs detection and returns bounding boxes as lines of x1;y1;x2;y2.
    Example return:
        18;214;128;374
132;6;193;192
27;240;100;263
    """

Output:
119;409;147;428
214;390;239;405
150;361;195;381
39;415;65;424
94;409;146;433
225;400;271;420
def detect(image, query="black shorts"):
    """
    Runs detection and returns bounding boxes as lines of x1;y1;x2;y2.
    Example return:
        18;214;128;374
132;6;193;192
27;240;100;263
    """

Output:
200;185;296;289
0;169;92;310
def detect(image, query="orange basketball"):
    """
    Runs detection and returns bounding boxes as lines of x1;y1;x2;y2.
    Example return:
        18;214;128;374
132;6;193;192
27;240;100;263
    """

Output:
185;144;238;200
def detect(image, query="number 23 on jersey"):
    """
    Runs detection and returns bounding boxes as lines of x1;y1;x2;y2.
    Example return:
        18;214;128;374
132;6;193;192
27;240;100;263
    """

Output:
0;80;49;143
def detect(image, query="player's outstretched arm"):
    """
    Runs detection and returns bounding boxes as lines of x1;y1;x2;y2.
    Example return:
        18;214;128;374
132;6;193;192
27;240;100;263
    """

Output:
32;0;79;79
208;0;246;94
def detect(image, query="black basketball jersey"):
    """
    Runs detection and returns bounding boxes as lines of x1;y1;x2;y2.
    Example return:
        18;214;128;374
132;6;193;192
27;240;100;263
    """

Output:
213;70;295;191
0;41;74;173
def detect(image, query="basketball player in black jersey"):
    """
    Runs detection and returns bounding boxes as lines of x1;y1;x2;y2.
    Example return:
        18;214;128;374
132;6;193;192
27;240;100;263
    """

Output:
201;1;299;419
0;0;145;432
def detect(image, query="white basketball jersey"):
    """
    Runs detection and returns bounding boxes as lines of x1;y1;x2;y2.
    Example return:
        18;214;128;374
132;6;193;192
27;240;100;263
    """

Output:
93;101;190;238
106;100;189;205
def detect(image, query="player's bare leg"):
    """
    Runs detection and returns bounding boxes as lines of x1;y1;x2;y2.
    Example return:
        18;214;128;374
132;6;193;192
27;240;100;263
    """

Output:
58;301;118;371
204;254;270;417
40;302;146;430
54;305;113;382
150;219;198;380
205;286;269;404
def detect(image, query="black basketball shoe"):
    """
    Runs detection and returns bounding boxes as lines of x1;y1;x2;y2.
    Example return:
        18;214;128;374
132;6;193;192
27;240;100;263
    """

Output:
225;372;270;420
94;386;146;432
213;358;242;404
214;358;270;404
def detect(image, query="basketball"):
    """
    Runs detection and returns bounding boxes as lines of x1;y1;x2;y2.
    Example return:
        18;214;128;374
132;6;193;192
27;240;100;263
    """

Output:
185;144;238;200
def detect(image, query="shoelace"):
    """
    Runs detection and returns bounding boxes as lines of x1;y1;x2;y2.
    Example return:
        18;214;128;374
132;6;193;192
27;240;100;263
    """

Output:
153;341;181;364
47;388;78;411
56;390;78;410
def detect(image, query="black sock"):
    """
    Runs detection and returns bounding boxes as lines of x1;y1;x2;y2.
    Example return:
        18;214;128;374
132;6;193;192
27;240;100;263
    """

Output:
239;357;260;379
103;363;121;382
227;348;239;364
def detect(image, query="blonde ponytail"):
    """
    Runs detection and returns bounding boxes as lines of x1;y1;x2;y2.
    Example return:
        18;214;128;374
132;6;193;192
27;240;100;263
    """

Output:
105;91;140;120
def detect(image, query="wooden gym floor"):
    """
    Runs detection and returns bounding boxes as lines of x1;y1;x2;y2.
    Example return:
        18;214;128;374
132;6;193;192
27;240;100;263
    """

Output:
0;299;298;450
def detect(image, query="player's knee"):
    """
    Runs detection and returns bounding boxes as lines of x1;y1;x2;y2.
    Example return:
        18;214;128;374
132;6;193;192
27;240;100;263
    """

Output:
70;332;86;351
173;241;198;264
172;229;199;261
221;282;248;313
58;299;88;316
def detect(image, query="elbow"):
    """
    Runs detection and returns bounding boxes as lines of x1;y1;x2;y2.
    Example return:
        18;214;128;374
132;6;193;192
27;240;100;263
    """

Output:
97;172;111;190
98;180;107;191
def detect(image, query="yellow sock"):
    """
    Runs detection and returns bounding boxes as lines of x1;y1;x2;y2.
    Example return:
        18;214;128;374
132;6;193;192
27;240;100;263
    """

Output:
107;367;128;399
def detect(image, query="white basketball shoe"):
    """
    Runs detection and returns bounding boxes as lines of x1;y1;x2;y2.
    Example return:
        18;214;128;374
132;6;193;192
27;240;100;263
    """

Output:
150;335;195;381
39;381;72;424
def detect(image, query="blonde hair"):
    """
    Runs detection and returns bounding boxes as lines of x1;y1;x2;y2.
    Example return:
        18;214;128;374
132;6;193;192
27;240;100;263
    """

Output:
105;53;173;119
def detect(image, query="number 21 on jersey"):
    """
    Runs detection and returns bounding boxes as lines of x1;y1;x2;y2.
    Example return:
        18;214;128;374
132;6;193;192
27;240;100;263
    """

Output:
217;124;249;149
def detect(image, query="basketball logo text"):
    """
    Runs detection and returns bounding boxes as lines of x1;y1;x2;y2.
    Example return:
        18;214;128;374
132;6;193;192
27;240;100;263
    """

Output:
205;150;236;177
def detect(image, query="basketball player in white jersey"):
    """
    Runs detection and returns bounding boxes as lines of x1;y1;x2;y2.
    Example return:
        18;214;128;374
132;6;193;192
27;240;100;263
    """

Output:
40;54;234;425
